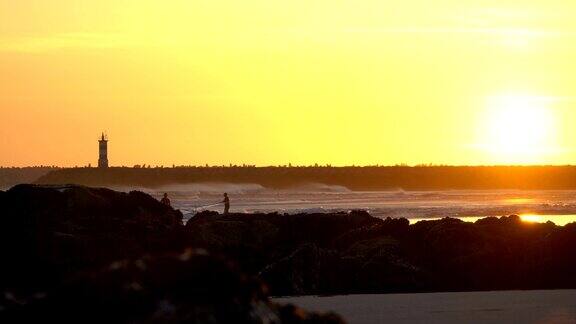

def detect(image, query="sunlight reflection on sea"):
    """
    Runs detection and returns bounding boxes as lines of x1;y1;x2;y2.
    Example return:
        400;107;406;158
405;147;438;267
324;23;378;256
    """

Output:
135;186;576;225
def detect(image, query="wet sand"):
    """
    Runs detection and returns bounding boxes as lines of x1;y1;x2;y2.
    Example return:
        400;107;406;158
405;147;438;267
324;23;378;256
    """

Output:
275;290;576;324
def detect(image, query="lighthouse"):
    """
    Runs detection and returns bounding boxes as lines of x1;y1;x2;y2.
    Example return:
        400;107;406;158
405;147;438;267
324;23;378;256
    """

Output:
98;133;109;168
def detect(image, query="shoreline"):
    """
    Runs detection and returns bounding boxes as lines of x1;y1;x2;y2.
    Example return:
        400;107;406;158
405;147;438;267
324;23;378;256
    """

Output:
2;184;576;320
274;289;576;324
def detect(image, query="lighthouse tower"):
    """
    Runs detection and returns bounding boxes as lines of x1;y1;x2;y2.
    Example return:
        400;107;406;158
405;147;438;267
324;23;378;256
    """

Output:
98;133;109;168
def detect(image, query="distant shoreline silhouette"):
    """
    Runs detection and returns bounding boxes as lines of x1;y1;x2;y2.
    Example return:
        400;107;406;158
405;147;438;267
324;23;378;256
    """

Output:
23;165;576;190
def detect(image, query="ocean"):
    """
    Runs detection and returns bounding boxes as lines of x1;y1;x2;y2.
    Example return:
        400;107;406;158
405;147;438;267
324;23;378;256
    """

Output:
127;183;576;225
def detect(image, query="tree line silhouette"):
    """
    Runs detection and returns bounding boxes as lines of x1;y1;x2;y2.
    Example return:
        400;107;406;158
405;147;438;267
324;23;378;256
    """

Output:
30;165;576;190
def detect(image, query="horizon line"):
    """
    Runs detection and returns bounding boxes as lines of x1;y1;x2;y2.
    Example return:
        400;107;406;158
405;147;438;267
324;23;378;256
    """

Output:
5;164;576;169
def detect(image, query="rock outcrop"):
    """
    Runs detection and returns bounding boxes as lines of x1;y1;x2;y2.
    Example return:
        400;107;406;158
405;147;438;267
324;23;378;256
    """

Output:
185;212;422;295
0;184;184;294
0;185;346;323
2;184;576;321
185;212;576;295
3;249;344;324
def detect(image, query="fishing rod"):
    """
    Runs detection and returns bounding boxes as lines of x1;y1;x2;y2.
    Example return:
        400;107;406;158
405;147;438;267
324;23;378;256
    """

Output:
182;199;290;216
193;202;222;209
181;202;224;216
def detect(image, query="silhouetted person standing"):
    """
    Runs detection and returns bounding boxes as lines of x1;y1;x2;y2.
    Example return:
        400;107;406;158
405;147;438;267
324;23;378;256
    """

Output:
222;193;230;214
160;193;171;207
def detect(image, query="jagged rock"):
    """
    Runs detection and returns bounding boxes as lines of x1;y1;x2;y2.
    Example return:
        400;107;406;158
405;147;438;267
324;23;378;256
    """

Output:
333;217;409;250
2;249;345;324
344;237;420;292
186;210;381;250
0;186;347;322
185;211;576;295
0;184;185;294
3;184;576;305
259;244;339;296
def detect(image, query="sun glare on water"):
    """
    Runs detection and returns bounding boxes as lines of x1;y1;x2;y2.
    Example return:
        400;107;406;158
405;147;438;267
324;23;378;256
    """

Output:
480;94;558;164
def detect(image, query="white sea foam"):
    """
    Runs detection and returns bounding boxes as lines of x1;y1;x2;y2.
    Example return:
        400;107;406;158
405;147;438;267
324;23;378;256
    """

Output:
281;183;351;192
129;184;576;225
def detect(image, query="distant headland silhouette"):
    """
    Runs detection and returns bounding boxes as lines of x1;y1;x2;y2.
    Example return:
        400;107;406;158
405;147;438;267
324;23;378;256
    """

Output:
21;165;576;190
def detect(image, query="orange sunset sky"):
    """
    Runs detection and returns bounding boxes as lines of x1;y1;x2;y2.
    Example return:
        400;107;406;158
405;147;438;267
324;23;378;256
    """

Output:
2;1;576;167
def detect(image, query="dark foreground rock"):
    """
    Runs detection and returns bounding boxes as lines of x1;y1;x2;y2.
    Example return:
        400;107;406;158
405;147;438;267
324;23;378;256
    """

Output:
2;249;344;323
0;185;345;323
2;184;576;321
0;184;185;294
186;212;576;295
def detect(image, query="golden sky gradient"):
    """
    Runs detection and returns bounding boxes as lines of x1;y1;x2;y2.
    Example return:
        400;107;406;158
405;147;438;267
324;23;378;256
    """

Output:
2;1;576;167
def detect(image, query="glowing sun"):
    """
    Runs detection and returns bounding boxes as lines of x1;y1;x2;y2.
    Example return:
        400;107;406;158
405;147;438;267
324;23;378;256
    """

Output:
481;95;558;164
520;214;544;223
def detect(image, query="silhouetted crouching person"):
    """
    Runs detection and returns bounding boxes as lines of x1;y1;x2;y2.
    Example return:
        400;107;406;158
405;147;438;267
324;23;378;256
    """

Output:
160;193;171;207
222;193;230;214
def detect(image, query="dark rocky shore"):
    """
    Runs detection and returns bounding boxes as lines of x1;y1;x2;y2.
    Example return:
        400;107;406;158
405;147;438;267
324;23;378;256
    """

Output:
187;210;576;295
1;184;576;322
0;185;343;323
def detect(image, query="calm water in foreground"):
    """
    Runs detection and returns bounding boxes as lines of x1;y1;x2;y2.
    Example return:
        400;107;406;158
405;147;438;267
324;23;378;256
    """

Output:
274;290;576;324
